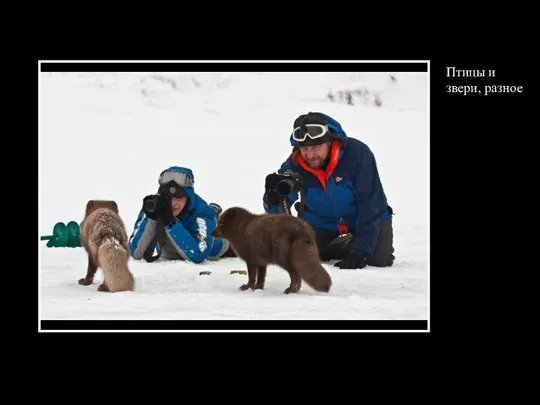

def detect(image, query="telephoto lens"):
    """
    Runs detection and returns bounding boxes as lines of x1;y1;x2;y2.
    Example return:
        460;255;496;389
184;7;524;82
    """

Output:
276;179;295;196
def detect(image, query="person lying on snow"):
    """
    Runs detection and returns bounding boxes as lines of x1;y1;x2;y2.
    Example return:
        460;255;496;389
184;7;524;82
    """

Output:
129;166;235;263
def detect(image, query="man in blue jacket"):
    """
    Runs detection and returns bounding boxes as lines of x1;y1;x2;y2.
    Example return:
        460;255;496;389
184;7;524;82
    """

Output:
129;166;235;263
263;112;395;269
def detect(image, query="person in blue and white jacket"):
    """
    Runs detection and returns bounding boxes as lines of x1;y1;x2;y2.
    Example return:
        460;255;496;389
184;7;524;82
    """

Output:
263;112;395;270
129;166;234;263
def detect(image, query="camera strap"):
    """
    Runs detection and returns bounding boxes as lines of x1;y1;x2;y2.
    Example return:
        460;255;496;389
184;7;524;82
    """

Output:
279;196;292;216
279;188;306;217
298;188;305;217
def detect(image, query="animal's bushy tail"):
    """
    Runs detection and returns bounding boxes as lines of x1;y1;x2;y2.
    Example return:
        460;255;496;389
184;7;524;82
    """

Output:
289;238;332;292
97;238;135;292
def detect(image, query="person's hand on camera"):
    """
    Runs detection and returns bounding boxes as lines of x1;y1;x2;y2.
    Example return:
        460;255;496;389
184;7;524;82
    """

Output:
265;173;286;191
159;194;176;226
265;173;285;204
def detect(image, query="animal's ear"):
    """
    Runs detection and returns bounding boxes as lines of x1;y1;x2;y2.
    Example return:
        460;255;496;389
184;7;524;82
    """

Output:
85;200;96;214
110;200;119;213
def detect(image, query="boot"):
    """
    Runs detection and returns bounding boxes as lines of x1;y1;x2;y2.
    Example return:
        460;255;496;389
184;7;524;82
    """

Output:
209;202;222;216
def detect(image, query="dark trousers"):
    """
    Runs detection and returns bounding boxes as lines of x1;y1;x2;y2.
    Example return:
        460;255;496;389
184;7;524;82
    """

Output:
315;219;395;267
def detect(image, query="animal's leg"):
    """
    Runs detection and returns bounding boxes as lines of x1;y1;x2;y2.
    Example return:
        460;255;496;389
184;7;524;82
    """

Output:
254;265;267;290
78;256;97;286
239;262;258;291
284;270;302;294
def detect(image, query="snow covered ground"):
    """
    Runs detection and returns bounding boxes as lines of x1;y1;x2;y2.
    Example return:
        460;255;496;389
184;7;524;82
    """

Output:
38;67;429;331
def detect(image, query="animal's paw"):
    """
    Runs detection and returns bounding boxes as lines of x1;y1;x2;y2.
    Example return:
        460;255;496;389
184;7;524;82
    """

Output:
78;278;92;286
239;283;255;291
284;286;300;294
97;283;109;292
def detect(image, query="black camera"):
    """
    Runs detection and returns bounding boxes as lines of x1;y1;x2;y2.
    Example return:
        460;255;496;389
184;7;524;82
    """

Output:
275;172;301;196
143;194;163;213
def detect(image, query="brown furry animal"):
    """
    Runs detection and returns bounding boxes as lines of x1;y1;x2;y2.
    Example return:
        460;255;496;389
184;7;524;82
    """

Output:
211;206;332;294
79;200;135;292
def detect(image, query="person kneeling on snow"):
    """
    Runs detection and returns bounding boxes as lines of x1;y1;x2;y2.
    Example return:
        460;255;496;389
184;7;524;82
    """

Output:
129;166;235;263
262;112;395;270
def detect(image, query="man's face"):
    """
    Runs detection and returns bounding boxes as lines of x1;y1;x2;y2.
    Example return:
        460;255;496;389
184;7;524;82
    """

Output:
171;196;188;217
298;142;330;169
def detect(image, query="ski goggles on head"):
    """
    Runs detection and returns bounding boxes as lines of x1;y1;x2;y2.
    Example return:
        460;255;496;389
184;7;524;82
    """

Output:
158;169;194;188
291;124;329;142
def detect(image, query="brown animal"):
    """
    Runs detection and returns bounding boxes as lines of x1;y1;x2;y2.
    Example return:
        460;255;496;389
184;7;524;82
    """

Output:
211;206;332;294
78;200;135;292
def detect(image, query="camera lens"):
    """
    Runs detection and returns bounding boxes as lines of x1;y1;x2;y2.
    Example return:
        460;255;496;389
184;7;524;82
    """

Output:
145;199;158;213
276;179;294;196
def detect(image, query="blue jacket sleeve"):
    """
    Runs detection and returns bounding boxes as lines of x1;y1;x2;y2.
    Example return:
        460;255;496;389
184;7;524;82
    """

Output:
351;146;387;258
164;214;218;264
263;157;299;214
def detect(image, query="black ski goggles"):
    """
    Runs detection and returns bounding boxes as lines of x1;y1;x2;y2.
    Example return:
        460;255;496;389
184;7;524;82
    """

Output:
291;124;329;143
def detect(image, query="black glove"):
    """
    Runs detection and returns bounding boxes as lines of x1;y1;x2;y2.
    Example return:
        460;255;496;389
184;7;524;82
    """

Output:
265;173;284;204
334;252;368;269
159;194;176;226
143;194;176;225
